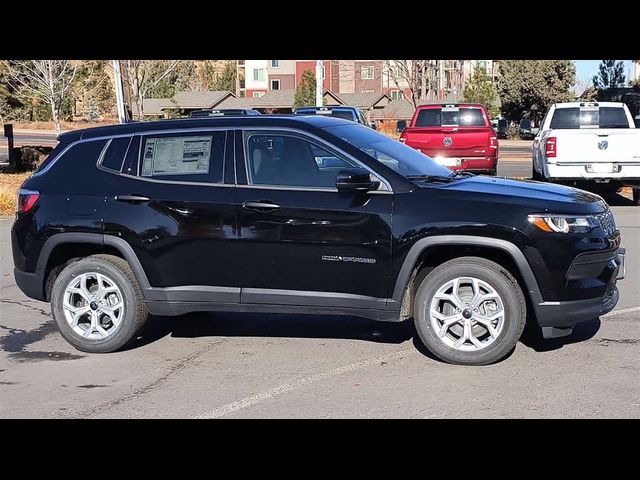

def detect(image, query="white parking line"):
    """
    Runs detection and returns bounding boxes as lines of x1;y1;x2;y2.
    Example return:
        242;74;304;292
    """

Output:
603;306;640;318
194;348;414;419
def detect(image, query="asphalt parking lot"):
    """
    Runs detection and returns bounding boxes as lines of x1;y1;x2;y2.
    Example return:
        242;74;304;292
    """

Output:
1;166;639;418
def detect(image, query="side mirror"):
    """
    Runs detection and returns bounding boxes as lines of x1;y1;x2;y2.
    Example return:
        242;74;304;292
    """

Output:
396;120;407;133
336;168;380;192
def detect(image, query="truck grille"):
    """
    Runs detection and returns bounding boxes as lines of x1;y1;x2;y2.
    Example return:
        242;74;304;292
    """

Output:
596;210;617;236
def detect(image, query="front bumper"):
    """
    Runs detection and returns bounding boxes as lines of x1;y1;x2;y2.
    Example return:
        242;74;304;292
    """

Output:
534;248;625;338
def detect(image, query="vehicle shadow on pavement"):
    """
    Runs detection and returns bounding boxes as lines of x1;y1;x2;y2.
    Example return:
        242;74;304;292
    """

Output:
127;312;415;350
519;318;601;352
601;193;635;207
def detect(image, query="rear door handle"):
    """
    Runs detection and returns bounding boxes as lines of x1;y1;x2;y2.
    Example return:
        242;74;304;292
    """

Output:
242;201;282;212
115;195;151;203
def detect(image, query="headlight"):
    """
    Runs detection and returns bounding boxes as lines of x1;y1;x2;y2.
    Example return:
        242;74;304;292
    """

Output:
528;214;598;234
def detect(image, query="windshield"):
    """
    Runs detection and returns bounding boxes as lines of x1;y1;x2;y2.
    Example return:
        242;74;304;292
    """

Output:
325;123;454;177
296;109;356;121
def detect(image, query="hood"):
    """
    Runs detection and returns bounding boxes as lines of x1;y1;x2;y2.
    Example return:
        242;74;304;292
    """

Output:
429;175;608;214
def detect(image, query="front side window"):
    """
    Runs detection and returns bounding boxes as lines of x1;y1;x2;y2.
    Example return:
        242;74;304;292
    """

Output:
139;132;225;183
361;66;374;80
245;132;358;188
326;123;453;178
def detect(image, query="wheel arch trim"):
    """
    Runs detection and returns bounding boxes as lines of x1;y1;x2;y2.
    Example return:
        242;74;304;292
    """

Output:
36;233;151;290
391;235;541;304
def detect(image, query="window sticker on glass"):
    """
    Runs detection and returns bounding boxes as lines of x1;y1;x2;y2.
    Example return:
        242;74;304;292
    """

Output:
141;136;212;176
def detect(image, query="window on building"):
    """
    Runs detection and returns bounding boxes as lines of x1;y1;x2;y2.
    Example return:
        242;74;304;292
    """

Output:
271;79;280;90
271;60;280;68
253;68;265;81
252;91;265;98
361;66;374;80
390;90;404;100
321;64;326;80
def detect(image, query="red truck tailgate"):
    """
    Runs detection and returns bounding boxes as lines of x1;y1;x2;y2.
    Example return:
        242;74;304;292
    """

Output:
402;127;493;157
400;104;498;173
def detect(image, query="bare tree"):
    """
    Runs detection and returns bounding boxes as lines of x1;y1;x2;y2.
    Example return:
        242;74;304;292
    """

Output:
384;60;433;108
5;60;78;132
117;60;180;119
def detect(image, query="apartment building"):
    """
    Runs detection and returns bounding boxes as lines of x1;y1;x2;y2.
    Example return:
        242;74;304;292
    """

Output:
245;60;269;98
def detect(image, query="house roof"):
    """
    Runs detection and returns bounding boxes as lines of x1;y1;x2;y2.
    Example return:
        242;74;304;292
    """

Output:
169;91;234;109
138;91;237;115
140;98;169;116
214;96;255;109
370;99;415;121
251;90;296;108
330;92;389;109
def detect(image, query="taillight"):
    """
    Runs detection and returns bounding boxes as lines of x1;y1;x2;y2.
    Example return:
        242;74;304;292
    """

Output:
489;136;498;149
16;189;40;214
545;137;557;158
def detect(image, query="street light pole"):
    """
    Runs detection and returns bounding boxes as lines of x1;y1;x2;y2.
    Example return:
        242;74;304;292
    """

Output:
315;60;323;107
112;60;127;123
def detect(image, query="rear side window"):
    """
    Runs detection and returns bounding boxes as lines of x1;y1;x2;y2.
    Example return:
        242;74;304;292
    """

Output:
138;132;226;183
415;107;486;127
100;137;132;172
550;107;629;129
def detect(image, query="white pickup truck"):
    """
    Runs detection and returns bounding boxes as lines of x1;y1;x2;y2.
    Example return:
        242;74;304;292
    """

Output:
532;101;640;205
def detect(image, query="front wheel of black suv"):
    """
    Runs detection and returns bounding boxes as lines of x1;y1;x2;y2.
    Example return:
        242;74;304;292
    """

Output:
50;254;149;353
413;257;527;366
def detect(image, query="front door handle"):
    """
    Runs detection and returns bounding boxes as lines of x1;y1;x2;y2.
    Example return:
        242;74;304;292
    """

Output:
115;194;151;203
242;201;282;212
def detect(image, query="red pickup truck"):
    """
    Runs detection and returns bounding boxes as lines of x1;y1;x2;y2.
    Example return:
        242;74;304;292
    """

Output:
399;103;498;175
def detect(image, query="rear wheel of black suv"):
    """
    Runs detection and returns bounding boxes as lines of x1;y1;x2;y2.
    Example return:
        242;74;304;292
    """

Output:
413;257;526;366
50;254;149;353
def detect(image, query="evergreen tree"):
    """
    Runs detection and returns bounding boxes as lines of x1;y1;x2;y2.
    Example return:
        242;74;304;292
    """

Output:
293;70;316;109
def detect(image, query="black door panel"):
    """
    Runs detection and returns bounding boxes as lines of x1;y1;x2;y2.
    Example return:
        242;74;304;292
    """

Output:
235;130;393;299
236;189;392;298
102;130;240;289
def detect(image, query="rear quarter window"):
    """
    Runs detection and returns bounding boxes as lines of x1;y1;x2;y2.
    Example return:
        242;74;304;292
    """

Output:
100;137;132;172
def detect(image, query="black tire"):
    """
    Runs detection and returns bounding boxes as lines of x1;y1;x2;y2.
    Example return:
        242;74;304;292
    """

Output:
633;189;640;206
531;162;542;181
50;254;149;353
413;257;527;366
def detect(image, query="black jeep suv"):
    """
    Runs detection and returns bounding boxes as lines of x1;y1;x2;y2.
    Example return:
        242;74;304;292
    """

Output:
11;115;626;365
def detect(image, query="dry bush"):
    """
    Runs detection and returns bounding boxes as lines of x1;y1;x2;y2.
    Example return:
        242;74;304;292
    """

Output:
0;172;31;215
14;146;53;173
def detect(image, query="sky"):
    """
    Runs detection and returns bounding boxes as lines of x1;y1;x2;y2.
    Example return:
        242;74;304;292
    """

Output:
575;60;634;84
